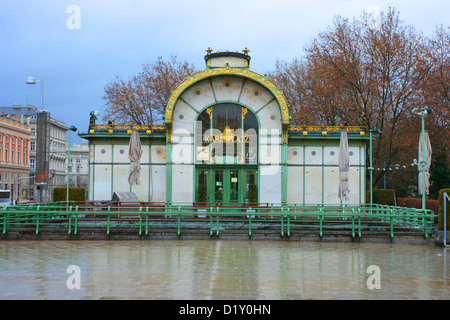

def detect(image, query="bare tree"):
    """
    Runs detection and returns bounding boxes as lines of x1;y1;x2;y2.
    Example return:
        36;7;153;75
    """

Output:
103;55;196;125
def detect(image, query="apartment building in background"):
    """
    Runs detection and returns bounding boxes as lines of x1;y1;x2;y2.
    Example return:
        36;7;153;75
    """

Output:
0;105;68;202
0;112;31;203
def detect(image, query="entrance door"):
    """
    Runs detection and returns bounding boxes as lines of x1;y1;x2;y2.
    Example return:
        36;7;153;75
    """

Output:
196;167;258;204
213;169;239;203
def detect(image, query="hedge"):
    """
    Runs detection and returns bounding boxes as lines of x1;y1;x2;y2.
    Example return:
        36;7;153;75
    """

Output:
372;189;395;206
438;188;450;230
53;187;86;202
396;197;439;215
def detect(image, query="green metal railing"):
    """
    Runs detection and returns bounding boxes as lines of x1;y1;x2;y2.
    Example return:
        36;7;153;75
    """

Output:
0;202;435;239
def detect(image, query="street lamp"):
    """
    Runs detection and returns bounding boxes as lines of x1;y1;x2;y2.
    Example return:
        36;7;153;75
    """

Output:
412;106;433;211
26;77;44;111
66;126;78;206
369;127;381;207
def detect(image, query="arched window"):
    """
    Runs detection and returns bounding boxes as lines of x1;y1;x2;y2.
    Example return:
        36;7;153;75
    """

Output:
196;103;258;164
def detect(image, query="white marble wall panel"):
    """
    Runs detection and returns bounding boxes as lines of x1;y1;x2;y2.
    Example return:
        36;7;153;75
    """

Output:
348;146;361;166
323;146;340;165
112;165;129;194
304;166;322;204
287;147;303;165
132;165;149;201
305;146;322;165
257;101;282;131
181;80;215;112
112;144;150;164
210;76;244;102
259;143;281;166
172;164;193;203
94;144;111;163
151;146;166;164
173;100;198;133
89;164;94;200
210;56;246;68
347;167;361;204
149;165;166;202
287;166;303;204
323;167;340;204
259;165;281;204
94;164;111;200
239;81;272;112
172;142;193;165
114;145;129;163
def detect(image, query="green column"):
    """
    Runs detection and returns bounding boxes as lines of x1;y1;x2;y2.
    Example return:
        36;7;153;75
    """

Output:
281;129;288;204
166;143;172;204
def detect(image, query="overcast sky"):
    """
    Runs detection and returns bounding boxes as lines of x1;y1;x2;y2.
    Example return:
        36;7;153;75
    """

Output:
1;0;448;143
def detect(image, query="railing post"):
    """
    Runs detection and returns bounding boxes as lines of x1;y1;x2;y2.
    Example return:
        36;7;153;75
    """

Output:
2;209;8;234
423;209;428;239
319;206;323;238
145;207;149;236
390;208;394;239
249;207;252;237
358;207;362;238
177;206;181;236
216;207;220;237
210;207;213;237
68;206;72;235
35;205;40;235
107;206;111;235
281;207;284;237
351;208;355;238
139;207;143;236
287;207;290;237
74;206;78;235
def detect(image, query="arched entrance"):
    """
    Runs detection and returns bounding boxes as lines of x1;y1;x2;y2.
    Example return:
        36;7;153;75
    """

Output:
195;103;259;204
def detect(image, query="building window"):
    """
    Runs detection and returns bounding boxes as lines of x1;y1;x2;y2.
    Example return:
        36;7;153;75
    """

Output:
30;141;35;151
30;158;35;169
196;103;258;164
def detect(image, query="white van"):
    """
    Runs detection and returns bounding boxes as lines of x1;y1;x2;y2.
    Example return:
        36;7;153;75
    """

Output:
0;190;11;209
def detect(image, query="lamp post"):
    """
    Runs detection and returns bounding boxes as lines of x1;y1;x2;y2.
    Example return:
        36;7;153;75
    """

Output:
369;128;381;207
26;77;44;110
66;126;78;206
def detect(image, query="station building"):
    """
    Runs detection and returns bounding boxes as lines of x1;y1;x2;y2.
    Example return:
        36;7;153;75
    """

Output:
80;50;369;206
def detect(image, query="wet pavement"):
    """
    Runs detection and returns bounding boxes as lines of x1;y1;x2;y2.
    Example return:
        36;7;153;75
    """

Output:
0;240;448;300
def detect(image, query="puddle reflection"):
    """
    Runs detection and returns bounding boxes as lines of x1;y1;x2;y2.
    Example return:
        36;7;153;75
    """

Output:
0;240;448;299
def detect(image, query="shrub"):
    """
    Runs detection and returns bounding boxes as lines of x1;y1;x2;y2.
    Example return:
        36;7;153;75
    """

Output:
53;187;85;202
396;197;438;215
438;188;450;230
197;184;207;203
248;184;257;203
372;189;395;206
